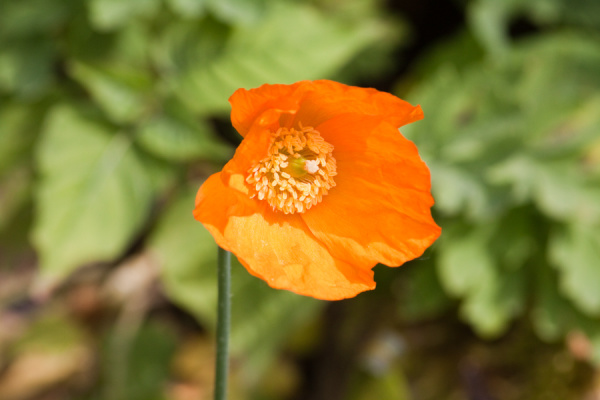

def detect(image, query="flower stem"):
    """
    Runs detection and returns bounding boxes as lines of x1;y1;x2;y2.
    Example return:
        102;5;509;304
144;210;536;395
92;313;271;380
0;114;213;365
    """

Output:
214;247;231;400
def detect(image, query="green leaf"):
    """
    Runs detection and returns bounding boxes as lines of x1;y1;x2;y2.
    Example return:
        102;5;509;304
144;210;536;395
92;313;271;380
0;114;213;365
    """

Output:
70;62;153;124
532;263;600;345
550;224;600;315
206;0;266;25
532;263;574;341
0;39;57;99
461;266;525;337
437;224;495;298
0;166;31;233
175;2;382;114
436;223;523;337
489;207;535;270
88;0;161;31
165;0;207;18
0;102;43;174
135;100;232;162
489;155;600;224
0;0;76;38
429;162;490;219
151;18;229;81
468;0;511;58
467;0;600;42
33;105;154;280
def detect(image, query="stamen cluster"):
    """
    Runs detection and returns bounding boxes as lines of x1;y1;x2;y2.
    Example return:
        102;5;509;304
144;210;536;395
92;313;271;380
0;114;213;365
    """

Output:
246;125;337;214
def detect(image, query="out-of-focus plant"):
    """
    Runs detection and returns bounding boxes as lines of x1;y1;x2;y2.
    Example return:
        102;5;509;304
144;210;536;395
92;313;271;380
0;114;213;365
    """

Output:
2;0;600;397
398;0;600;364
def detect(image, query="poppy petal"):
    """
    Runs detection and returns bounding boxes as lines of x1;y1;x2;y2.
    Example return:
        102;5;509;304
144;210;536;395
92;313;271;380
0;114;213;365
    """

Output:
194;172;258;249
229;82;305;137
220;107;287;186
227;212;376;300
194;173;376;300
229;80;423;138
302;114;440;267
292;80;424;129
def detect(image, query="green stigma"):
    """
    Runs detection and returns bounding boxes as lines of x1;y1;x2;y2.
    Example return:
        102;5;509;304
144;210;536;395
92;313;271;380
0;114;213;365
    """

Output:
284;156;309;178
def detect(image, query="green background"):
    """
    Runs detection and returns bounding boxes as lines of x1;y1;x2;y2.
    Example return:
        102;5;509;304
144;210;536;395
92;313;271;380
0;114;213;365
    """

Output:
1;0;600;398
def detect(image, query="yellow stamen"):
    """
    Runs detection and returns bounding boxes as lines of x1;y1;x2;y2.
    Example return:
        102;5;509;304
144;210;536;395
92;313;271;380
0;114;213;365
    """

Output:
246;124;337;214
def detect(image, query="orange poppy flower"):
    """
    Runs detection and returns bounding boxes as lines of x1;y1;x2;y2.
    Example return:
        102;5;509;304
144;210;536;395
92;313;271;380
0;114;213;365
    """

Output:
194;80;440;300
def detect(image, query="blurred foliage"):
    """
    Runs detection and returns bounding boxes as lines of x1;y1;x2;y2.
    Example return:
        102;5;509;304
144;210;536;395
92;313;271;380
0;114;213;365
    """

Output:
1;0;600;399
400;21;600;360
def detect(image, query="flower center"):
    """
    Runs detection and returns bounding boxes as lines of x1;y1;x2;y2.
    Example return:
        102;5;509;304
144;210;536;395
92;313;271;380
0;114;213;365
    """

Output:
246;125;337;214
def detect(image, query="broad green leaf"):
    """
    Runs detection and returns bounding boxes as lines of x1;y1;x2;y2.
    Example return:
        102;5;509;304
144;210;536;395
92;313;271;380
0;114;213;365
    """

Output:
461;266;525;337
207;0;266;25
404;34;600;162
165;0;207;18
489;155;600;224
468;0;511;58
88;0;161;31
65;16;117;63
0;114;34;266
467;0;600;58
533;263;600;348
489;208;535;270
108;22;153;69
151;18;229;81
135;100;232;162
401;64;523;173
70;62;153;124
515;36;600;146
33;105;153;280
0;166;31;233
175;2;381;114
532;263;574;341
0;102;43;174
436;223;524;337
550;224;600;315
437;225;495;297
0;39;57;99
429;162;490;219
529;96;600;161
0;0;76;38
406;31;484;82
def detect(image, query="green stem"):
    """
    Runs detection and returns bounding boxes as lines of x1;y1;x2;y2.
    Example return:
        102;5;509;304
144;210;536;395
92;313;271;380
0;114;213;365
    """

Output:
214;247;231;400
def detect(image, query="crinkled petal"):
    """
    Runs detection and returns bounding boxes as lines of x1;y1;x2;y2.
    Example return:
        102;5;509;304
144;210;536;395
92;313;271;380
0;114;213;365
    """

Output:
229;82;305;136
193;172;256;248
292;80;424;129
221;108;286;185
229;80;423;138
194;173;376;300
302;114;440;267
